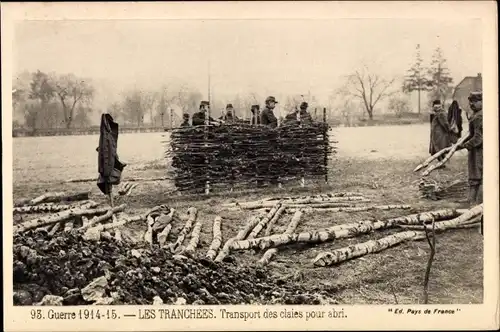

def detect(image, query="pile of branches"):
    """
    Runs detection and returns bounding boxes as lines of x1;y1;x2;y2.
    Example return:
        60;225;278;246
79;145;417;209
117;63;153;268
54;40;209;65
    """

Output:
418;178;468;201
167;122;335;192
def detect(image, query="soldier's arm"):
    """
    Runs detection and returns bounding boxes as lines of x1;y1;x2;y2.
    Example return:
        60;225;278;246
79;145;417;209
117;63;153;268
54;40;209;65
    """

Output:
462;116;483;150
437;112;451;132
269;112;278;127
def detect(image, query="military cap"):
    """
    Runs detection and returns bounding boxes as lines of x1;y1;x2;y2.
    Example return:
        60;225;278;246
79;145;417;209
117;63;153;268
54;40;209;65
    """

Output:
468;91;482;102
300;102;309;109
226;103;234;109
200;100;210;107
265;96;278;104
432;100;441;106
182;113;190;119
251;104;260;110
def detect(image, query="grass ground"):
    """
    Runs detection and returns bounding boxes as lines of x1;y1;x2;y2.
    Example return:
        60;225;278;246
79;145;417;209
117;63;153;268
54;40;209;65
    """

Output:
12;155;483;305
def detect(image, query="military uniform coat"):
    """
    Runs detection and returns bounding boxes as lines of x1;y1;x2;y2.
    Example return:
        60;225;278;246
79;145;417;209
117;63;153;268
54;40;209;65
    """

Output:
284;110;313;125
429;110;452;155
192;111;215;126
463;110;483;183
260;107;278;128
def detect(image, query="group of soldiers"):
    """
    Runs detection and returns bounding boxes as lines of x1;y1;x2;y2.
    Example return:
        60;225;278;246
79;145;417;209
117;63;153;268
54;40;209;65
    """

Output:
180;96;315;128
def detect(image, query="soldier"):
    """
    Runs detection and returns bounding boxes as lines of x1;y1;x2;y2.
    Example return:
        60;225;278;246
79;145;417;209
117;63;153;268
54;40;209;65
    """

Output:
429;100;452;164
458;91;483;206
220;103;239;123
250;105;260;125
180;113;190;127
260;96;279;128
284;101;313;125
192;101;216;126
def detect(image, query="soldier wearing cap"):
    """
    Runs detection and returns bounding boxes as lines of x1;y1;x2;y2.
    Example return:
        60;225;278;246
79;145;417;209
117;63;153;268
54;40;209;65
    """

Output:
284;101;313;125
192;100;215;126
260;96;279;128
250;105;261;125
180;113;191;127
220;103;239;124
458;91;483;208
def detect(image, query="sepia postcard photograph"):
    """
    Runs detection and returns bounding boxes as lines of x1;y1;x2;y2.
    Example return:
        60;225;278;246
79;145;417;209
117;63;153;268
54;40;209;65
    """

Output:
2;1;499;331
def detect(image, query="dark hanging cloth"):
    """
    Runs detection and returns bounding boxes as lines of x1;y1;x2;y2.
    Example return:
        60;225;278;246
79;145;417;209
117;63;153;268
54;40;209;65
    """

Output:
447;101;463;143
97;114;126;195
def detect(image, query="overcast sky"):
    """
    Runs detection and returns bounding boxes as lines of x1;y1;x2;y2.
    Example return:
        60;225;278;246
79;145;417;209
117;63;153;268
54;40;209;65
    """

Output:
13;18;481;110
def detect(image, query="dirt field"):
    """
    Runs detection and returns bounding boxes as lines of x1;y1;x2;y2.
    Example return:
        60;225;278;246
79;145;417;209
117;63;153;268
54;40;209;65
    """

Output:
12;124;482;304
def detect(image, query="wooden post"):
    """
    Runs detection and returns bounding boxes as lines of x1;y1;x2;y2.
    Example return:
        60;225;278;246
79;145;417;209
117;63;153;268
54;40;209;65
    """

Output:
315;107;318;121
169;109;173;130
299;111;305;188
323;107;328;184
204;106;210;195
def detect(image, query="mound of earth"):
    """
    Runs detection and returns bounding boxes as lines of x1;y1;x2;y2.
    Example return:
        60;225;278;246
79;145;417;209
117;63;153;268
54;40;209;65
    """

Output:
13;230;338;305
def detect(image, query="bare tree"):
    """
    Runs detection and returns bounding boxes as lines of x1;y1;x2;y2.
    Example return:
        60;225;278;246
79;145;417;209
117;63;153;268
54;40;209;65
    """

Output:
340;67;396;120
388;93;411;118
54;73;94;128
28;70;55;129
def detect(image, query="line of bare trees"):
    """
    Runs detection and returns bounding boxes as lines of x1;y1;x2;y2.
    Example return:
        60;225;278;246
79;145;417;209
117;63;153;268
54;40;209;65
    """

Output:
13;70;94;130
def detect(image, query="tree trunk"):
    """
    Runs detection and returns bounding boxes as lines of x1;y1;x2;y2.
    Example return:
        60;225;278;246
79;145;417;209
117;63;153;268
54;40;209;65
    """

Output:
157;224;172;247
368;107;374;120
13;201;110;233
248;203;282;239
230;209;460;251
183;220;203;255
79;204;127;230
206;216;223;260
14;191;90;207
229;196;367;210
13;203;72;214
258;210;303;266
264;205;287;237
170;207;197;253
312;230;422;267
286;204;411;214
214;214;263;262
417;88;421;114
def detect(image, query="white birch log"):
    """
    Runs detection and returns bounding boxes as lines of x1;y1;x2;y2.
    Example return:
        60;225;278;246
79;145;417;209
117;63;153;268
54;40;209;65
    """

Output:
78;204;127;231
14;191;90;207
287;204;411;213
14;201;101;233
413;147;453;172
258;210;303;266
421;135;470;176
183;220;203;255
225;192;364;208
206;216;223;260
170;207;198;253
312;231;422;267
231;209;459;251
248;203;282;239
13;203;71;214
157;224;173;247
214;214;263;262
264;206;287;237
231;196;367;210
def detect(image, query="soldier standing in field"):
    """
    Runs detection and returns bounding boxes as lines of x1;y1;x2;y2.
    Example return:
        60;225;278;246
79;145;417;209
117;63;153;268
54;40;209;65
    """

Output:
458;91;483;234
260;96;279;128
458;91;483;205
192;101;216;126
284;101;313;125
219;103;239;124
180;113;190;127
